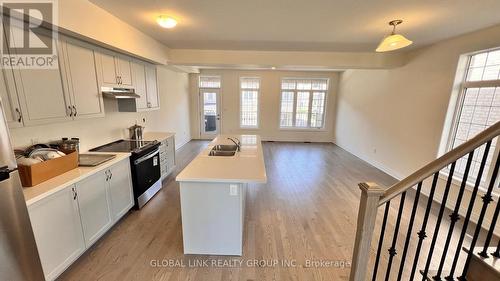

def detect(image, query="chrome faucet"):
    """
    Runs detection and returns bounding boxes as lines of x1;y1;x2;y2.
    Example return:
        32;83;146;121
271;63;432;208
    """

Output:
227;137;241;151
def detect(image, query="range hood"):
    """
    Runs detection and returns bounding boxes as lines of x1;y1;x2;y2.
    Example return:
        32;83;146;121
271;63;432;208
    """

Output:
101;86;140;99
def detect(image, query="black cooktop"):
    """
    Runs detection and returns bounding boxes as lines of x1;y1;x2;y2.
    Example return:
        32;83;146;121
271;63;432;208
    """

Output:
90;140;158;154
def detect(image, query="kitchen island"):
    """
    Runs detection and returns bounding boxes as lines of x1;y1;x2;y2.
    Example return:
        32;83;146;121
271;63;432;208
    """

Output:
176;135;266;256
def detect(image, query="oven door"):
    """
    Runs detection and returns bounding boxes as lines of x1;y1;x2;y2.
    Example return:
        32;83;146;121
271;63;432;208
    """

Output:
132;148;161;200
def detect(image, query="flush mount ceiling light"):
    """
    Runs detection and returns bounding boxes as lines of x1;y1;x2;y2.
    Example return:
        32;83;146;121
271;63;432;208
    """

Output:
157;16;177;29
375;19;413;52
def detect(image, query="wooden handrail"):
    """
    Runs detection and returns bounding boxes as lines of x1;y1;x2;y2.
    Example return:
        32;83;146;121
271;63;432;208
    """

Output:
379;121;500;205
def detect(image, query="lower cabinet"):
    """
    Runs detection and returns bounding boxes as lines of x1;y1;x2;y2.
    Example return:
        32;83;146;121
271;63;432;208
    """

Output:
75;171;112;247
159;135;176;180
27;158;133;281
28;186;86;281
108;160;134;221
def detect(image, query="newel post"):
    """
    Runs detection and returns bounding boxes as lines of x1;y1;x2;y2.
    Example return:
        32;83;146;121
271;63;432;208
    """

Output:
349;182;385;281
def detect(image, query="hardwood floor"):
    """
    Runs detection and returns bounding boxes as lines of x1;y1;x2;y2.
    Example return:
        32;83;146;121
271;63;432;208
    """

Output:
58;141;485;281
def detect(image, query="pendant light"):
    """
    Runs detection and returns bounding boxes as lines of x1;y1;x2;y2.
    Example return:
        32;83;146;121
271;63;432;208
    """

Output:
375;20;413;52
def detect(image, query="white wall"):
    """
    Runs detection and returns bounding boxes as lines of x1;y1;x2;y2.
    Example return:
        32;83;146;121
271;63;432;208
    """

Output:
189;69;339;142
9;66;191;152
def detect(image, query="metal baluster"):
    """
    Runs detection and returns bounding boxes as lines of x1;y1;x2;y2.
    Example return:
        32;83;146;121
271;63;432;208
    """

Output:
435;152;474;280
384;192;406;281
422;162;456;280
396;182;422;281
409;173;440;281
445;141;492;280
492;240;500;258
478;185;500;257
372;202;391;281
459;152;500;280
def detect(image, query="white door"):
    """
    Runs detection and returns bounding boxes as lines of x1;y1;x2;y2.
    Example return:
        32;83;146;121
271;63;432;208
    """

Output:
116;57;133;86
131;61;148;110
75;171;112;247
0;68;23;128
107;160;134;221
28;186;86;281
145;65;159;109
62;41;103;119
200;89;221;139
97;53;118;86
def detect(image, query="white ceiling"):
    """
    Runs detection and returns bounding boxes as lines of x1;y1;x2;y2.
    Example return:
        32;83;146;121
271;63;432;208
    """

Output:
90;0;500;52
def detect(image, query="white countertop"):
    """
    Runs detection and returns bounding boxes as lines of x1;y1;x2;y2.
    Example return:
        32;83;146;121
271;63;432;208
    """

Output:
176;135;267;183
143;131;175;142
23;152;131;206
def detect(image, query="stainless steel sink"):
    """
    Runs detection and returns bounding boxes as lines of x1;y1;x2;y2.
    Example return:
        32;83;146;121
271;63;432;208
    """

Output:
212;144;239;151
208;150;236;157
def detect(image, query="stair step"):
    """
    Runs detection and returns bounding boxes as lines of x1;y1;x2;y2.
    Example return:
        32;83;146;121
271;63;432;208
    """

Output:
463;247;500;281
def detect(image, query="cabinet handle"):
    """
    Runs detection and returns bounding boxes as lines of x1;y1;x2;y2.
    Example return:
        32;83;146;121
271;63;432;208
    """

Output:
109;170;113;180
15;108;22;123
105;170;109;181
72;187;77;200
73;106;77;117
68;106;73;117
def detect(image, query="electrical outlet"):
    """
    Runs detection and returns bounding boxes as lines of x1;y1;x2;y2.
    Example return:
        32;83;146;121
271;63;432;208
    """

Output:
230;184;238;196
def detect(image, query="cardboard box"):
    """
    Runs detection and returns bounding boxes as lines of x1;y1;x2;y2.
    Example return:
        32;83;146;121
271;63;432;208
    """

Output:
18;151;79;187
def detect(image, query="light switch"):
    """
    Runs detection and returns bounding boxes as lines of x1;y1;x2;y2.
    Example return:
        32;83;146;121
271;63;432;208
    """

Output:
230;184;238;196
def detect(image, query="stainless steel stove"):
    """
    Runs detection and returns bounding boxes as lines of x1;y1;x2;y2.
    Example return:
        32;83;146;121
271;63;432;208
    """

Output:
90;139;162;209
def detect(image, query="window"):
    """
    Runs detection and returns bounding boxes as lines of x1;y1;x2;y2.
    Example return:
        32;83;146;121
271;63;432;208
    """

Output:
240;77;260;128
279;78;328;129
199;76;221;89
446;48;500;185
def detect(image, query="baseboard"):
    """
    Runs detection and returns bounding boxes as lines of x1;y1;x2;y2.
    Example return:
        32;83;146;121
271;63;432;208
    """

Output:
333;143;404;180
175;138;191;151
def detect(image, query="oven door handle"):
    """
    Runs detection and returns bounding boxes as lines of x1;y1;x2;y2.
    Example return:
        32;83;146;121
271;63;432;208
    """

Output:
134;148;160;165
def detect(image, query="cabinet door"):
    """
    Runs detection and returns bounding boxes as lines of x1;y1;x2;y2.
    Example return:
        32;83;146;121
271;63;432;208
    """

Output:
166;137;176;174
116;57;132;86
28;186;85;281
131;61;148;110
0;68;23;128
97;52;118;86
62;41;104;119
75;171;112;247
145;64;159;109
10;39;72;126
108;159;134;221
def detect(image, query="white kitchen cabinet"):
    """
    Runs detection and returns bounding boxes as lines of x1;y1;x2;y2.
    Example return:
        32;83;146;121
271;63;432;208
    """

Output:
0;68;23;128
75;171;113;247
131;61;148;110
158;135;176;180
95;52;133;87
145;64;160;109
107;159;134;221
98;52;119;86
9;36;72;126
116;57;133;86
28;186;86;281
61;39;104;119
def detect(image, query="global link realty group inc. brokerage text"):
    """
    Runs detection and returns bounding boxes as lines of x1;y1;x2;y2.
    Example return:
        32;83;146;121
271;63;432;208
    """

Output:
150;258;352;269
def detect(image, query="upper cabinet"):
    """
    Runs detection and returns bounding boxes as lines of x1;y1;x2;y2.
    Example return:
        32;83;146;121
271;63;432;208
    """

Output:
120;60;160;112
96;53;133;87
10;36;73;126
60;39;104;119
0;68;23;128
145;64;160;110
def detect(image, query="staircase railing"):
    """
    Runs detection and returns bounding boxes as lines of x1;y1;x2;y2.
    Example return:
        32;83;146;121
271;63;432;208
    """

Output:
350;121;500;281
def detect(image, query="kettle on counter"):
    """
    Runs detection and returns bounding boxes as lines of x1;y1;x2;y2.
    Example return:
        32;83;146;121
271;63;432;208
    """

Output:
128;123;145;140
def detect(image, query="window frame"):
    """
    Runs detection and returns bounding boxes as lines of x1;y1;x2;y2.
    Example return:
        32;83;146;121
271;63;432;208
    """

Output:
443;49;500;192
278;78;329;130
239;77;261;129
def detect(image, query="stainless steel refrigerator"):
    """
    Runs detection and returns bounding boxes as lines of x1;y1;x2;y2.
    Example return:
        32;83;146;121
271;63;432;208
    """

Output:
0;98;45;280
